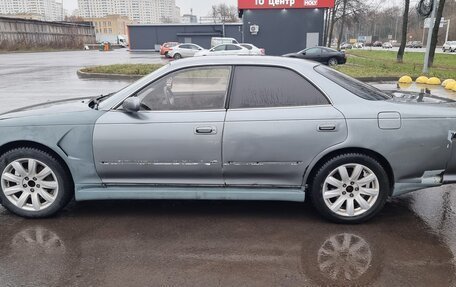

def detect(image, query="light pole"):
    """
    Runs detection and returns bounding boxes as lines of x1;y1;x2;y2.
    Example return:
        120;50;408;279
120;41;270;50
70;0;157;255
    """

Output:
423;0;437;74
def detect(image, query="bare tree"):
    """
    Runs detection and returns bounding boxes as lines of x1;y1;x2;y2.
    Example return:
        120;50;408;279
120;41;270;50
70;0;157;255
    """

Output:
397;0;410;63
210;4;240;23
337;0;348;49
428;0;446;67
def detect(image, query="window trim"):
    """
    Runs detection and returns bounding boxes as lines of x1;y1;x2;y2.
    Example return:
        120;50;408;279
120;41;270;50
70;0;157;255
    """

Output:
113;65;233;112
226;65;332;110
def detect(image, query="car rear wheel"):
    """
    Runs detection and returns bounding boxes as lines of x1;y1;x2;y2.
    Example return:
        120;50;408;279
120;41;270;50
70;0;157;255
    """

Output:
328;57;338;67
173;53;182;59
310;153;389;224
0;147;73;218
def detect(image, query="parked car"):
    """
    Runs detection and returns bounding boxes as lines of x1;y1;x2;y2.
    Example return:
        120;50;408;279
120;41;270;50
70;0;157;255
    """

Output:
353;42;364;48
340;43;353;49
382;42;393;49
4;56;456;223
443;41;456;52
410;41;423;48
160;42;179;57
168;43;204;59
283;46;347;66
373;41;383;47
240;43;265;55
210;37;239;48
194;44;250;57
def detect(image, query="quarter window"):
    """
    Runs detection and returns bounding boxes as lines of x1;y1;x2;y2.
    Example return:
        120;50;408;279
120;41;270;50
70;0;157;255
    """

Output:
229;66;329;109
135;66;231;111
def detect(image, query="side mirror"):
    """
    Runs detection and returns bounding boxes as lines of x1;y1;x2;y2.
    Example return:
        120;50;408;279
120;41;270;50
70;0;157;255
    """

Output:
122;97;141;113
302;52;306;55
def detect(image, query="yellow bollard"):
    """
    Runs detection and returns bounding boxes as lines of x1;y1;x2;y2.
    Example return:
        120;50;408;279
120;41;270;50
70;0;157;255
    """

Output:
398;76;413;84
446;81;456;90
426;77;441;85
442;79;455;87
415;76;429;84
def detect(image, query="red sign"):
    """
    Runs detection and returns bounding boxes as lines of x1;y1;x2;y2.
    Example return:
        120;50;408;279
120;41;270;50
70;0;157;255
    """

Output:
238;0;335;9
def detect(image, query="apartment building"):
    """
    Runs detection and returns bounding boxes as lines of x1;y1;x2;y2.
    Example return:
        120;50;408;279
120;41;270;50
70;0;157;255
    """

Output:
78;0;180;24
0;0;63;21
85;14;131;35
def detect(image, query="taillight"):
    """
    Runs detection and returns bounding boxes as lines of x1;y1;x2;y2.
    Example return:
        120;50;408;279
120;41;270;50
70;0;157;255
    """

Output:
260;48;265;55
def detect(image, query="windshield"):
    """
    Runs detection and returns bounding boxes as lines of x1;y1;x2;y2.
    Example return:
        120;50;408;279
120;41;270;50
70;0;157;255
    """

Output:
314;65;392;101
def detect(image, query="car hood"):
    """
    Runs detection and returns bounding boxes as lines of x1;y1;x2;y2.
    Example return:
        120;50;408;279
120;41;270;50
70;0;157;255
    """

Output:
0;97;94;121
282;53;298;57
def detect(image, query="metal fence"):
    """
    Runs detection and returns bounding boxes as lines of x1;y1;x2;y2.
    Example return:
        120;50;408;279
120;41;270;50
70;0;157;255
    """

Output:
0;17;96;50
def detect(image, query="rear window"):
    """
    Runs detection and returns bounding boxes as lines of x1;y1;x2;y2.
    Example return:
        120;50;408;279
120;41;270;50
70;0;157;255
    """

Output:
314;65;392;101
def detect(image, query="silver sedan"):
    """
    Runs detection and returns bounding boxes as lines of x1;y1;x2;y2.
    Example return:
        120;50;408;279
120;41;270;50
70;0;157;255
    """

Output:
0;56;455;223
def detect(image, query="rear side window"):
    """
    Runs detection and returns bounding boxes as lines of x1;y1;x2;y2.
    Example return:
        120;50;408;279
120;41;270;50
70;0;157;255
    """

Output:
227;45;242;50
229;66;329;109
314;65;391;101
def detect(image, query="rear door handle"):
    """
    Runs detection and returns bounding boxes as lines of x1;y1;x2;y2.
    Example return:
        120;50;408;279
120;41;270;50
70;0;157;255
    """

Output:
318;124;337;131
195;126;216;134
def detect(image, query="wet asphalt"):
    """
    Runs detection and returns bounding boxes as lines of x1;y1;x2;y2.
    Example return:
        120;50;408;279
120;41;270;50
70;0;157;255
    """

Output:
0;50;456;286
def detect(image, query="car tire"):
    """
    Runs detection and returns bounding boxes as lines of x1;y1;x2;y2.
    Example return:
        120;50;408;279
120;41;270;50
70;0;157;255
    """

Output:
173;53;182;60
310;153;389;224
328;57;339;67
0;147;73;218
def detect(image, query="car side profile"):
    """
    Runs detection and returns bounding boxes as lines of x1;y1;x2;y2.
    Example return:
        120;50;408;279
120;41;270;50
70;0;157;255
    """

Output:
443;41;456;52
167;43;204;59
283;46;347;66
194;44;250;57
1;56;456;223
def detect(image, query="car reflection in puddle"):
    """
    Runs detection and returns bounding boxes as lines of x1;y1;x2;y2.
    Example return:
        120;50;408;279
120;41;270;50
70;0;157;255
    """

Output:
0;199;454;286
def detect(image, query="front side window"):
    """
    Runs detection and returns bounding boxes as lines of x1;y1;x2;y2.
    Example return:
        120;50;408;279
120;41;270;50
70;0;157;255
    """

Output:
305;48;321;55
212;45;226;52
229;66;329;109
135;66;231;111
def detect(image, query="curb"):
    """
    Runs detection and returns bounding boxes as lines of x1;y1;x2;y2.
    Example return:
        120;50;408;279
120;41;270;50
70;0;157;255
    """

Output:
77;69;399;83
77;70;143;80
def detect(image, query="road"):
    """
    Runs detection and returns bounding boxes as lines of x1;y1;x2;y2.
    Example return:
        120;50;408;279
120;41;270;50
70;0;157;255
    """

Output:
0;50;456;286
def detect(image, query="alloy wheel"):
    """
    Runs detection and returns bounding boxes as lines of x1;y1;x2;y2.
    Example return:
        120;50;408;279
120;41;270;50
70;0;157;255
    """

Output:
1;158;59;211
322;163;379;217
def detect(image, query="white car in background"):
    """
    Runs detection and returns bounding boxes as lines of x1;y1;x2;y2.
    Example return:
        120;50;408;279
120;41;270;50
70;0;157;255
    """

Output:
240;43;265;55
443;41;456;52
382;42;393;49
210;37;239;48
194;44;250;57
168;43;204;59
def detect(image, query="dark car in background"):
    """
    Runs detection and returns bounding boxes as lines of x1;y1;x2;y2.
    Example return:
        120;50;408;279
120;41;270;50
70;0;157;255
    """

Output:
283;46;347;66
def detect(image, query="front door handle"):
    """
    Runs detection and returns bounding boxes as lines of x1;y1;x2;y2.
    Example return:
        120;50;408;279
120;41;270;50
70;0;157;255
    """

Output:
195;126;216;134
318;124;337;131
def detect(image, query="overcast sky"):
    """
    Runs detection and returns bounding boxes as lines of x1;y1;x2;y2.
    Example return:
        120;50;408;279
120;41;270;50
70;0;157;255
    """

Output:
62;0;238;16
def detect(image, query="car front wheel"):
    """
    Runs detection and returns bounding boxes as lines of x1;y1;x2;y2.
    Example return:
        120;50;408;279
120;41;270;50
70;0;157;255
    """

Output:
0;147;73;218
173;53;182;59
310;153;389;224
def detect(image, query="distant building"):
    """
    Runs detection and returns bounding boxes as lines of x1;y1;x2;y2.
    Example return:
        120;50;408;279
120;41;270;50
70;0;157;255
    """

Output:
84;15;132;36
77;0;181;24
0;0;64;21
181;14;197;24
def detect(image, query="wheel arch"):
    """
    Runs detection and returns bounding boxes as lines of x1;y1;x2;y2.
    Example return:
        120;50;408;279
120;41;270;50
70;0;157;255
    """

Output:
305;147;395;195
0;140;74;187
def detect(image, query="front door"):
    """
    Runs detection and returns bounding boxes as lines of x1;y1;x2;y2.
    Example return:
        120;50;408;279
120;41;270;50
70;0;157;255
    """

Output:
222;66;348;187
93;66;232;185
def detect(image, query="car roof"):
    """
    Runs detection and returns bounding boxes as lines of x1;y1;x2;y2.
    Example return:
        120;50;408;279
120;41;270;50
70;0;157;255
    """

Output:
168;55;319;70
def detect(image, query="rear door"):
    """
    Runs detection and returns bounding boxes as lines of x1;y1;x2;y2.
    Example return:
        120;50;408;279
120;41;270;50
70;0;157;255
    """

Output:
222;66;348;187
